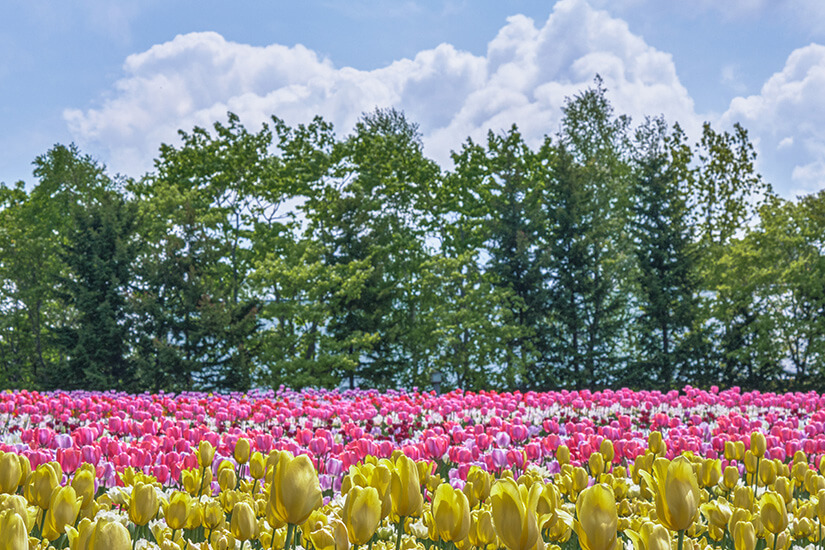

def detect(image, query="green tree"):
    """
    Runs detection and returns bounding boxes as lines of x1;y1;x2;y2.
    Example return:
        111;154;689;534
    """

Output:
55;191;139;390
627;118;702;388
544;80;634;389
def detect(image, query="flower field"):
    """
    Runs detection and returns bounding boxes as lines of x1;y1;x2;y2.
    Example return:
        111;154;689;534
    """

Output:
2;386;825;550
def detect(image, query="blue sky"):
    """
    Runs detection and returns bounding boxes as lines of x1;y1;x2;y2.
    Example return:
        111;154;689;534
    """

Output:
2;0;824;198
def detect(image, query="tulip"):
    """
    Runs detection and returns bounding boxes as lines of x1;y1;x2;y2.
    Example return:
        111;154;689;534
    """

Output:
469;508;497;548
198;440;215;469
250;452;266;480
589;452;605;478
760;492;788;535
230;501;259;541
42;485;83;540
235;438;251;464
640;456;699;532
600;439;615;465
723;466;739;491
219;465;238;493
342;485;382;545
432;482;471;542
129;481;159;525
490;477;543;550
88;520;131;550
701;459;721;488
759;460;777;487
0;452;21;494
391;454;423;519
626;522;670;550
270;453;322;525
27;462;61;510
468;466;492;502
648;432;665;456
751;432;766;459
733;521;756;550
72;466;96;510
574;484;618;550
0;509;27;550
166;491;192;531
557;446;570;466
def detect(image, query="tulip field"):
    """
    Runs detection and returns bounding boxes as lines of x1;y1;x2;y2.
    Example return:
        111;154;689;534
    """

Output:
2;387;825;550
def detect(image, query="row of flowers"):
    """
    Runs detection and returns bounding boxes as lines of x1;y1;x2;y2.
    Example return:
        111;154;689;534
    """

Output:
0;387;824;549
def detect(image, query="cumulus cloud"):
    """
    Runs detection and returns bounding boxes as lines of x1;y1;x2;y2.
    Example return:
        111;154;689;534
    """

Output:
65;0;698;175
722;44;825;195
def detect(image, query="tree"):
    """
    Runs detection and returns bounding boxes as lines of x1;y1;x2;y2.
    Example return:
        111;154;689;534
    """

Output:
627;118;702;388
56;191;139;390
544;80;634;389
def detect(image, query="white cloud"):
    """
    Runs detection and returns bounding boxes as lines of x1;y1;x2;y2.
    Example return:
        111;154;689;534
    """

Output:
722;43;825;194
65;0;698;176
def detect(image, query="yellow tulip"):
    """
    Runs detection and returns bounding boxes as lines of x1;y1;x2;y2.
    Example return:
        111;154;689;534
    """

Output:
751;432;766;459
250;452;266;480
0;509;27;550
129;481;159;526
733;486;753;511
204;498;225;530
589;453;605;478
432;482;471;542
648;432;665;456
310;518;350;550
626;522;670;550
270;453;322;525
490;477;543;550
744;451;758;475
166;491;192;531
572;467;589;494
72;466;96;509
0;452;21;495
369;463;393;519
88;519;132;550
760;492;788;535
468;467;492;502
218;466;238;493
574;484;618;550
42;485;83;540
27;462;61;510
724;441;737;461
469;508;497;547
639;456;699;532
230;501;259;541
700;498;732;529
342;485;382;545
733;521;756;550
181;468;201;496
701;459;721;487
600;440;615;465
723;466;739;490
235;438;251;465
391;454;424;519
759;460;777;487
198;441;215;469
557;446;570;466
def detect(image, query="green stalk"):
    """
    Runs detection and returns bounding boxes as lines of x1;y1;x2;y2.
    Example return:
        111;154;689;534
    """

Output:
286;523;295;550
396;517;406;550
677;529;685;550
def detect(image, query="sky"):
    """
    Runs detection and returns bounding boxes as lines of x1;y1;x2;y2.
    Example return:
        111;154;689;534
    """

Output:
2;0;825;199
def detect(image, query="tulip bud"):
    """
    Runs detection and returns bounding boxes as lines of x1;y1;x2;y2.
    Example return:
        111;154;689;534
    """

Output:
750;432;766;459
733;520;756;550
432;482;471;542
702;459;721;488
198;441;215;469
723;466;739;491
0;452;21;495
166;491;192;531
648;432;665;456
88;519;131;550
724;441;737;461
234;438;251;465
230;501;259;541
390;454;424;519
342;485;383;545
760;492;788;534
129;481;159;526
600;440;615;465
589;453;605;478
556;445;570;466
572;467;589;494
250;452;266;480
0;509;27;550
574;484;618;550
759;460;776;487
219;466;238;493
269;453;322;525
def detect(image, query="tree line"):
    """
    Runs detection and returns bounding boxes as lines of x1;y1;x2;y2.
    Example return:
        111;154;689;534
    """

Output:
1;81;823;393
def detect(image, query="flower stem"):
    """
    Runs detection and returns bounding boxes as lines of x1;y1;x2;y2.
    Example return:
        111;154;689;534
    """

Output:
396;517;406;550
677;529;685;550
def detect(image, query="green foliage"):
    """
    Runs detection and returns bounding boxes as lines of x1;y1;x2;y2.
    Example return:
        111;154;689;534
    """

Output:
4;82;825;393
